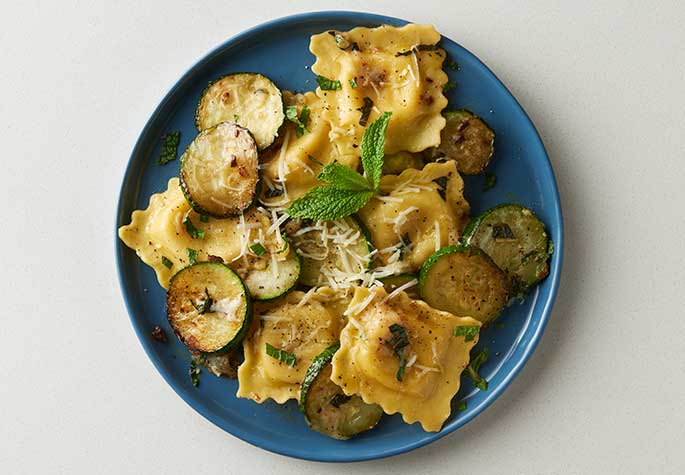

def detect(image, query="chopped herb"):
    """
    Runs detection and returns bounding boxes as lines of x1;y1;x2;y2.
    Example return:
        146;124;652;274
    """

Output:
384;323;410;382
200;214;209;223
287;113;392;220
151;325;167;342
492;223;515;240
445;57;458;70
465;347;489;391
453;325;480;342
250;242;266;256
432;176;448;199
328;31;359;51
316;75;342;91
189;360;201;387
349;78;357;89
547;239;555;257
157;131;181;165
307;154;324;166
161;256;173;269
264;187;284;199
285;105;310;137
483;172;497;191
330;394;352;408
207;254;224;263
191;287;213;314
358;97;374;126
396;44;439;56
265;343;296;366
183;213;205;239
398;233;412;261
457;401;467;411
187;248;198;265
233;114;240;122
443;81;456;93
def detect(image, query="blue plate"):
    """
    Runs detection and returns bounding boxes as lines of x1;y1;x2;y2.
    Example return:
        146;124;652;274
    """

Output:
116;11;563;462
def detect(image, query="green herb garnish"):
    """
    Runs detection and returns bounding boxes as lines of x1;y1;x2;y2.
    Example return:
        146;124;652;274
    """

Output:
432;176;448;200
349;78;357;89
443;81;456;92
233;114;240;122
200;214;209;223
457;401;467;411
161;256;173;269
330;394;352;408
187;248;198;265
183;213;205;239
445;57;458;70
265;343;297;367
384;323;410;382
285;105;311;137
189;360;201;387
465;347;489;391
395;44;439;56
398;233;412;261
483;172;497;191
250;242;266;256
453;325;480;342
157;131;181;165
316;75;342;91
358;97;373;126
191;287;213;314
492;223;515;240
287;112;392;220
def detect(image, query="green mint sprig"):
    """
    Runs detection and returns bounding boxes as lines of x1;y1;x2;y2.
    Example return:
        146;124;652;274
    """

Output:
287;112;392;221
285;105;310;137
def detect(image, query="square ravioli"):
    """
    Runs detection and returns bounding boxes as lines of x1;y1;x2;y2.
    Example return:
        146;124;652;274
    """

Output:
310;24;448;156
331;286;481;431
237;288;350;404
357;161;470;272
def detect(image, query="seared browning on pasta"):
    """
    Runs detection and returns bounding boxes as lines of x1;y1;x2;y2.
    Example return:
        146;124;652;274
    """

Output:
118;23;553;439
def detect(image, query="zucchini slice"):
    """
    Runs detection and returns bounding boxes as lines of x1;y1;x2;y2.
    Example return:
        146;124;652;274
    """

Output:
243;251;301;301
419;245;509;325
299;344;383;440
382;151;425;175
195;73;285;150
290;217;374;287
433;110;495;175
461;204;553;292
380;274;420;299
167;262;252;353
180;122;259;218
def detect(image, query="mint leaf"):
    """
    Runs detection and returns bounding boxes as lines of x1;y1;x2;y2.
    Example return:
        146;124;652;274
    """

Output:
361;112;392;189
457;401;467;411
349;78;357;89
358;97;373;126
465;347;489;391
285;105;310;137
384;323;410;382
483;172;497;191
250;242;266;256
443;81;456;92
317;163;372;192
157;131;180;165
183;213;205;239
187;248;198;265
287;186;373;221
161;256;173;269
317;75;342;91
189;360;201;387
453;325;480;342
265;343;296;366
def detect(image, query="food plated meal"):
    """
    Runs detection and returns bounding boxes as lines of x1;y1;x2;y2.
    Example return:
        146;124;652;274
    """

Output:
116;12;561;458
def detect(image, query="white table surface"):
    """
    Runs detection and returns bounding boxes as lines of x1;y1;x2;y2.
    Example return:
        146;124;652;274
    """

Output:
2;1;684;473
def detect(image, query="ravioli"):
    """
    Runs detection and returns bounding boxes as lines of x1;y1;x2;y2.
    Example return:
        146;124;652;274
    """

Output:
310;24;448;155
331;286;481;432
358;161;469;271
259;91;360;205
118;178;288;288
237;288;350;404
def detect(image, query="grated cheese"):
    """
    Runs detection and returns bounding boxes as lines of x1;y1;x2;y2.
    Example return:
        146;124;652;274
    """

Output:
382;278;418;302
434;221;441;252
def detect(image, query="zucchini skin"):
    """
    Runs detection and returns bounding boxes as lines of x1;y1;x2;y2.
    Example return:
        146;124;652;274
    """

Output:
419;244;509;325
194;72;285;151
166;262;253;354
299;343;340;417
461;203;553;292
245;252;302;302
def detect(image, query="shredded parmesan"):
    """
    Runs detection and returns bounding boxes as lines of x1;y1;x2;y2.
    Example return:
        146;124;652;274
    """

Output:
382;278;418;302
434;221;441;252
405;354;418;368
347;316;367;341
260;314;292;323
344;292;376;316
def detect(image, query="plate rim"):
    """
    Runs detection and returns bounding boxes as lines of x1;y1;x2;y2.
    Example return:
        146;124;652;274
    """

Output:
115;10;564;462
